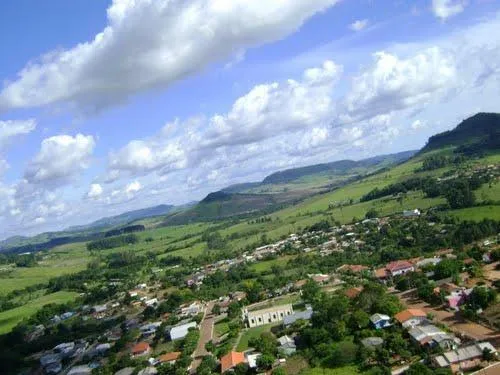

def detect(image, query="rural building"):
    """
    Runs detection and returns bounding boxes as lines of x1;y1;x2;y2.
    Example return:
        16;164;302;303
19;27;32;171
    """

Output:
131;342;151;357
370;313;391;329
408;324;457;350
243;304;294;328
157;352;181;365
344;287;363;299
278;335;297;355
394;309;427;328
67;365;92;375
433;342;497;371
385;260;415;277
246;352;261;369
220;351;246;373
403;209;421;217
361;337;384;349
168;321;197;341
283;305;313;327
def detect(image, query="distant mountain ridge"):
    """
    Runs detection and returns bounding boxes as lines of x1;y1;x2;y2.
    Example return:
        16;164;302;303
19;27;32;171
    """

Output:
262;151;416;185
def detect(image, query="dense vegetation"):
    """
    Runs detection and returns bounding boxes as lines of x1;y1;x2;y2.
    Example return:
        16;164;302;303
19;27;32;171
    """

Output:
86;234;139;251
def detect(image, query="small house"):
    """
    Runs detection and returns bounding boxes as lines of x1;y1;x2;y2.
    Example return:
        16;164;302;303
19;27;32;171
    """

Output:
220;351;246;373
370;313;391;329
168;321;197;341
394;309;427;329
278;335;297;356
131;342;151;357
157;352;181;365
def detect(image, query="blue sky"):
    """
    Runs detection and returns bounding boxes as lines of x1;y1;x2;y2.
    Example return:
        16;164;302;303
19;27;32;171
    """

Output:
0;0;499;239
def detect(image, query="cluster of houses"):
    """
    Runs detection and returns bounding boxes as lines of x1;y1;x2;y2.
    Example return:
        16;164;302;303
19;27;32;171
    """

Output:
365;308;498;372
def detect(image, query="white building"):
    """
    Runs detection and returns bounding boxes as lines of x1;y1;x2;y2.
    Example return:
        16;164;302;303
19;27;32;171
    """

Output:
243;304;294;328
168;321;197;341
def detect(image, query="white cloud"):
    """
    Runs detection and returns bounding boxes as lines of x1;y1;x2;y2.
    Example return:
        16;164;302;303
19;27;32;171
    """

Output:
87;183;103;199
411;119;426;129
349;19;369;31
0;0;339;112
0;119;36;149
34;217;46;225
432;0;467;20
344;47;457;121
107;60;342;180
25;134;95;186
125;180;142;196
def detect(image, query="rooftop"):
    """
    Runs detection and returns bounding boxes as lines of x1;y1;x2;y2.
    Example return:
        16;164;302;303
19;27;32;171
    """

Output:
220;351;246;373
394;308;426;323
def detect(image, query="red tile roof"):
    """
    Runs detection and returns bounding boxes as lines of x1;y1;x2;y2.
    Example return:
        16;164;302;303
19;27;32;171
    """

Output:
131;342;150;355
374;267;388;279
158;352;181;363
220;351;246;373
386;260;414;272
394;309;426;323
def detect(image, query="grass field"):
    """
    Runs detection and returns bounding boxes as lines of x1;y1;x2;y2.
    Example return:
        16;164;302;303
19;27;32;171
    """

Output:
0;291;78;334
214;321;230;337
448;205;500;221
236;323;278;351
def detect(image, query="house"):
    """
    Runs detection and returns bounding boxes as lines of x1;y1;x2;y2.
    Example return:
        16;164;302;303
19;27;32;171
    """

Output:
143;298;158;307
244;304;294;328
157;352;181;365
386;260;415;277
220;351;246;373
433;342;497;371
310;274;330;284
370;313;391;329
92;304;108;319
138;367;158;375
179;301;203;317
416;258;442;269
361;337;384;349
68;365;92;375
114;368;134;375
337;264;369;274
278;335;297;356
40;353;61;369
409;324;457;350
140;321;162;337
131;342;151;357
403;209;421;218
246;352;261;369
394;309;427;328
168;321;197;341
283;305;313;327
114;367;134;375
54;341;76;356
445;288;473;311
374;267;389;281
344;287;363;299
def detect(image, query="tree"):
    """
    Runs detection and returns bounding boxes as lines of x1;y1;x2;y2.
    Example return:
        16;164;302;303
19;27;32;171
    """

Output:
405;362;433;375
272;368;286;375
365;208;379;219
233;363;249;375
444;180;475;209
212;304;221;315
257;354;275;370
434;259;461;280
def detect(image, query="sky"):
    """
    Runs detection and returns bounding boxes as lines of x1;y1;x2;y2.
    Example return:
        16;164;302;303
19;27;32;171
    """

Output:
0;0;499;239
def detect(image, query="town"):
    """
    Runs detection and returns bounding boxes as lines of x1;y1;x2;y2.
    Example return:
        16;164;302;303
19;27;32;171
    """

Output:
8;209;500;375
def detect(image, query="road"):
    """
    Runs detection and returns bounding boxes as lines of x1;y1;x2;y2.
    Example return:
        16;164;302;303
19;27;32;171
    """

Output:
190;301;216;373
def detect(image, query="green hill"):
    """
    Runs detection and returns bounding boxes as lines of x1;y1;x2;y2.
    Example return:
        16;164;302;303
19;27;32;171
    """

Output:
422;112;500;153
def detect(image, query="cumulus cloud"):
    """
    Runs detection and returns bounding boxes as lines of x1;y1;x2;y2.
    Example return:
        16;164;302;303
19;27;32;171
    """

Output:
25;134;95;186
432;0;467;20
344;47;457;121
87;183;103;199
349;19;369;31
0;119;36;149
0;0;338;112
125;181;142;196
107;60;342;180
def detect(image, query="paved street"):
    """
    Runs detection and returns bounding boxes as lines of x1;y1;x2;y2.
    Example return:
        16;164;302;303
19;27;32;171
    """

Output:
190;301;216;372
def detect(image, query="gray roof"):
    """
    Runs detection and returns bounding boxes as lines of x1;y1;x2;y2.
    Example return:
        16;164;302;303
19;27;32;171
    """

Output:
114;368;134;375
169;321;197;340
283;306;313;326
436;342;497;366
370;313;390;324
361;337;384;348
